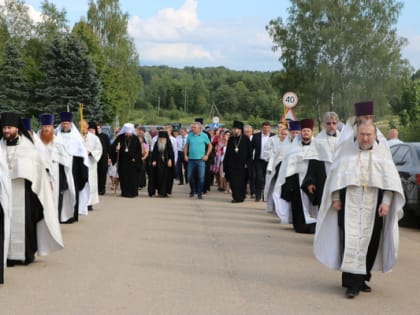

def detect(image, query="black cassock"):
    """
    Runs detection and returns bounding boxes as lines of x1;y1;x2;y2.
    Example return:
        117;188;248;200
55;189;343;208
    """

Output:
97;133;110;195
111;134;142;197
148;141;175;197
281;173;316;234
70;156;89;222
223;135;252;202
301;159;327;207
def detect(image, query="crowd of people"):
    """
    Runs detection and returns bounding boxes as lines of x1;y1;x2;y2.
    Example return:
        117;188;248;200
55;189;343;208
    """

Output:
0;102;406;300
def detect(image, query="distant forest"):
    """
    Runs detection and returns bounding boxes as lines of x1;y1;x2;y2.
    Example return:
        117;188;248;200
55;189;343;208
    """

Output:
135;66;286;126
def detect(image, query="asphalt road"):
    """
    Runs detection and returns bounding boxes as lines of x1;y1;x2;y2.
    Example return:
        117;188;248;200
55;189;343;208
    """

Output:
1;184;420;315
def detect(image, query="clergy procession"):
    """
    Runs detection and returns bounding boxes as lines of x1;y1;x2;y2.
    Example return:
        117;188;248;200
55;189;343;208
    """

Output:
0;101;406;301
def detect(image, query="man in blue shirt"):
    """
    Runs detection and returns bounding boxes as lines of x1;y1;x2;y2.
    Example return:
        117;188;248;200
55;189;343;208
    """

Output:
184;122;212;199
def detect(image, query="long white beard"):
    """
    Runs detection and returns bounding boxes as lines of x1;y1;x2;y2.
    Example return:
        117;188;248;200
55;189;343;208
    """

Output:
158;141;167;152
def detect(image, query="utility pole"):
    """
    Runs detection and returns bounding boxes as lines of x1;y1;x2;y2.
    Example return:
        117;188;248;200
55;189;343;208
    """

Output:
184;87;187;112
330;90;334;112
157;96;160;116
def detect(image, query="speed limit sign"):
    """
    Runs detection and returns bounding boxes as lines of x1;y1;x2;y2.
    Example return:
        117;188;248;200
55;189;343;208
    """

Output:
282;92;298;108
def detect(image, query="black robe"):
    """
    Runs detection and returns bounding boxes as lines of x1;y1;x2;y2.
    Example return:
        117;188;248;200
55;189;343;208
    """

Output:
148;140;175;197
58;164;68;222
223;134;252;202
110;134;142;197
301;159;327;206
281;173;316;234
97;133;110;195
71;156;89;222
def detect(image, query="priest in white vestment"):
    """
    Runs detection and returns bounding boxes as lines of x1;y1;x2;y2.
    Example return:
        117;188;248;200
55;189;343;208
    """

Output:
273;119;319;234
38;114;76;223
263;123;289;213
272;120;301;223
0;143;11;283
1;112;64;266
301;112;340;207
81;121;103;210
56;112;90;221
313;121;404;299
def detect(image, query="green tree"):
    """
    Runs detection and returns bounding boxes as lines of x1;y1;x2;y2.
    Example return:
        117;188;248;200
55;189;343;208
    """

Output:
266;0;410;120
87;0;142;122
72;20;105;77
391;77;420;126
0;20;10;65
35;0;69;41
0;41;29;114
35;35;102;120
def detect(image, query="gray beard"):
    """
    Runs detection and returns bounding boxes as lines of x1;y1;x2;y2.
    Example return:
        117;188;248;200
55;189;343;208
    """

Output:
158;141;167;152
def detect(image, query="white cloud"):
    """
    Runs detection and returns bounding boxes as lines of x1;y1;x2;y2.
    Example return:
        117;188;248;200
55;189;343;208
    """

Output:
128;0;280;70
26;4;42;23
128;0;199;42
139;43;220;63
0;0;42;23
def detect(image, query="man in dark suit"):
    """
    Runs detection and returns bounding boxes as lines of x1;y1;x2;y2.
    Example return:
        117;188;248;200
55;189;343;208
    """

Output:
251;121;274;201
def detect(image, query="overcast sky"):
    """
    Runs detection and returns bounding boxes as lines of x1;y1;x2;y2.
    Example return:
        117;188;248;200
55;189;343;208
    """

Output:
22;0;420;71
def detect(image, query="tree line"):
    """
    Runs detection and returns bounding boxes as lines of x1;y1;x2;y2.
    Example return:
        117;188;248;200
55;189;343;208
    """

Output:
135;66;284;125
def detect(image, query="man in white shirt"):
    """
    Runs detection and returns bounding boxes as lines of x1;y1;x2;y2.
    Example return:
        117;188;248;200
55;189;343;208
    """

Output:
175;127;188;185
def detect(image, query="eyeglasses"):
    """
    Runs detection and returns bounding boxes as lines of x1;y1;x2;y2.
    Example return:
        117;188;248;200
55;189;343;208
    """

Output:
326;122;337;125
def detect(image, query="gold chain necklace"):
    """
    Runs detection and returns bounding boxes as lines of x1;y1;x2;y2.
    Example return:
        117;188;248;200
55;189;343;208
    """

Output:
234;135;242;153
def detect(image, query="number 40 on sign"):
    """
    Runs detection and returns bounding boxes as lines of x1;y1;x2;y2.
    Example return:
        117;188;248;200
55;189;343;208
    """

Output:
282;91;298;108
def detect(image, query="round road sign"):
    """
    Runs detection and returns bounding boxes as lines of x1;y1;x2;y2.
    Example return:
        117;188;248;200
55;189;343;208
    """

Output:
282;92;298;108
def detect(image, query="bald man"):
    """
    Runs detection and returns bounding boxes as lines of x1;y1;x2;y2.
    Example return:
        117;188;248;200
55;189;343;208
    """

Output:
387;128;403;147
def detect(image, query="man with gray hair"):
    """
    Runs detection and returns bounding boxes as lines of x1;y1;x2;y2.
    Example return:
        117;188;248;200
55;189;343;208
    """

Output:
302;112;340;208
184;122;212;199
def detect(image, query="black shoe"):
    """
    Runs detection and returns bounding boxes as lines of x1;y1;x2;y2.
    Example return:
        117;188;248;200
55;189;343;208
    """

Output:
198;195;203;200
231;199;243;203
7;260;16;267
189;192;194;198
178;183;184;185
99;191;105;195
61;218;75;224
345;287;359;299
88;205;93;211
360;282;372;293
